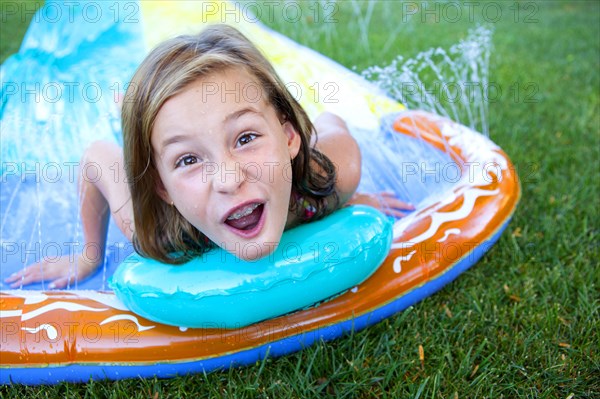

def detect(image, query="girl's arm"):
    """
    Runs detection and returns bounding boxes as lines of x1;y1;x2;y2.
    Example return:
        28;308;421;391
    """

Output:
312;112;361;205
313;112;414;217
5;141;133;289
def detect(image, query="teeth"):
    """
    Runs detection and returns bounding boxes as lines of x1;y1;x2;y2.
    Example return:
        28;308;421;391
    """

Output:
227;203;260;220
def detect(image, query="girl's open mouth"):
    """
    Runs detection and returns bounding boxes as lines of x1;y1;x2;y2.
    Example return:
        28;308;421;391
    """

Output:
224;202;265;238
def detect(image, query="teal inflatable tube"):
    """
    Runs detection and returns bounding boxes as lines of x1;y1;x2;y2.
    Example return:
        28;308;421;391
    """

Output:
111;205;392;328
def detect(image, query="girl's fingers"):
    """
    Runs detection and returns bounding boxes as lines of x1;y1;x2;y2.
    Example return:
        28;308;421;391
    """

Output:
9;271;73;289
5;259;74;287
8;276;24;288
49;276;71;290
375;193;414;211
388;199;415;210
5;266;36;285
347;191;414;217
5;272;21;284
8;272;37;288
5;264;38;280
383;209;409;218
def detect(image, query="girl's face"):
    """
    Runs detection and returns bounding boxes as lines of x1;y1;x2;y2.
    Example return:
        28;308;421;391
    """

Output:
151;68;301;261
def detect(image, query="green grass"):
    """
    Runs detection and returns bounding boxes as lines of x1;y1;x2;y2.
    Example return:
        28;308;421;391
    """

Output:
1;1;598;397
0;0;41;61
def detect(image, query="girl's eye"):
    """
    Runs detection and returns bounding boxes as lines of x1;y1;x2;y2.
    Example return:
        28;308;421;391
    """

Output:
175;154;199;168
237;133;257;147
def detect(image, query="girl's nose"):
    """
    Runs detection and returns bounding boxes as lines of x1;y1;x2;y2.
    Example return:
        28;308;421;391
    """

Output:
212;159;244;194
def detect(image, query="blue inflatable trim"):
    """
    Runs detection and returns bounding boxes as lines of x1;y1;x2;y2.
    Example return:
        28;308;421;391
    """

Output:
110;205;393;328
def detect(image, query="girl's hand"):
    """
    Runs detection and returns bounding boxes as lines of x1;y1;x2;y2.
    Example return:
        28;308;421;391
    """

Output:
346;191;415;218
4;254;100;289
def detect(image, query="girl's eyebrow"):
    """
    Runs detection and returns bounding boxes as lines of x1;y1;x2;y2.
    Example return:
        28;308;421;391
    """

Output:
159;134;193;156
224;106;263;124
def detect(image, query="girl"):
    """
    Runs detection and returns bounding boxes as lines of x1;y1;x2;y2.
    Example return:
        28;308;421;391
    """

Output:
6;25;412;289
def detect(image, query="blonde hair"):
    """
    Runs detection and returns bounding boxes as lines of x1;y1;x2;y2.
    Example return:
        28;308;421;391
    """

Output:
122;24;338;264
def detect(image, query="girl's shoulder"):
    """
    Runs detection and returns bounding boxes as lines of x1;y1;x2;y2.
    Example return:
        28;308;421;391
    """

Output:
313;127;361;206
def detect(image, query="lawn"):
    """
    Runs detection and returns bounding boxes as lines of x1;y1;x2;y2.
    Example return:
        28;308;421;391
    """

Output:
1;0;598;398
